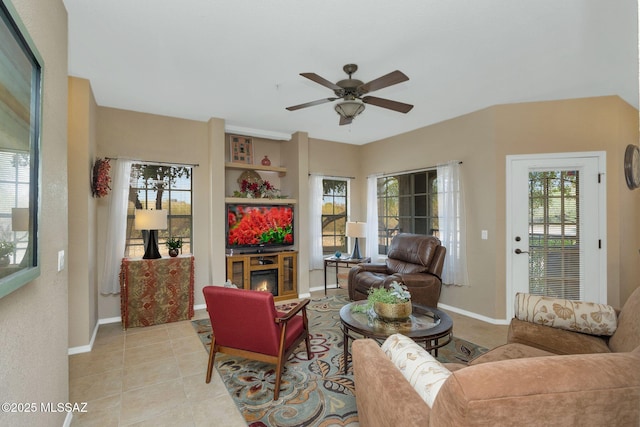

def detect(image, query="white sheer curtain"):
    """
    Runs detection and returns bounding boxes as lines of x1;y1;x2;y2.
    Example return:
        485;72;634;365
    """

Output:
437;161;469;286
366;175;380;262
100;159;133;294
309;175;324;270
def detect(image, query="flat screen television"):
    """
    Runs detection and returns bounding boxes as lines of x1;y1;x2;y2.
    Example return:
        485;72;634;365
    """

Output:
226;203;294;251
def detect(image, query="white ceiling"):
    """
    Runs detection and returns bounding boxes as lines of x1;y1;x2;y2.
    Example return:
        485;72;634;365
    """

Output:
63;0;638;145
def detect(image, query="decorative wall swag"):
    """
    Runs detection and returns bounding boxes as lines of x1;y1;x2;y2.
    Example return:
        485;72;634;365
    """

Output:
92;158;112;198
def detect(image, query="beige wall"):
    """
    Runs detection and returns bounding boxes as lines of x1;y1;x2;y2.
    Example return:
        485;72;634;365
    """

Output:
493;96;640;309
307;138;363;288
361;107;497;317
66;83;640;342
0;1;69;426
285;132;310;295
95;107;222;318
67;93;638;340
309;138;363;221
361;96;639;319
66;100;309;334
68;77;99;348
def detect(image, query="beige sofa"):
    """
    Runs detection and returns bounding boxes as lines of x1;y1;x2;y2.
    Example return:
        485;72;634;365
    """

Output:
354;340;640;426
353;287;640;426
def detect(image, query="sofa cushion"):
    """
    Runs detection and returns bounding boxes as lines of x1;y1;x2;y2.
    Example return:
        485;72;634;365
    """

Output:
515;292;617;336
508;318;611;354
381;333;451;407
469;343;556;365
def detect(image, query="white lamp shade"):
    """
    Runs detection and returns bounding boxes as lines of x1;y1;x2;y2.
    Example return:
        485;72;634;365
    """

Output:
11;208;29;231
135;209;167;230
345;221;367;238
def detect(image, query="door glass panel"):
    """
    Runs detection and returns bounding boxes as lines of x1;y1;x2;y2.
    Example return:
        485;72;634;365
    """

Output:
528;170;581;299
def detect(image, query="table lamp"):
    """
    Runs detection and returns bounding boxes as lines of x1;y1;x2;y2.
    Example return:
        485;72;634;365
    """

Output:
135;209;167;259
345;221;366;260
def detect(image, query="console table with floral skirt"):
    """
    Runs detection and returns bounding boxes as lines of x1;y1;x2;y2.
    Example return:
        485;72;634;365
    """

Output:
120;255;195;329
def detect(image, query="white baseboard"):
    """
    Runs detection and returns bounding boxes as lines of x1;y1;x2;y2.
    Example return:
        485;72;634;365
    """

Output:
309;284;509;325
99;316;122;325
67;320;101;355
67;299;507;357
438;302;510;325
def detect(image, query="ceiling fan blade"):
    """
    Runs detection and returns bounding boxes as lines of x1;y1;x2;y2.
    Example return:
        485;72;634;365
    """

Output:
286;98;337;111
358;70;409;94
339;116;352;126
362;96;413;113
300;73;342;91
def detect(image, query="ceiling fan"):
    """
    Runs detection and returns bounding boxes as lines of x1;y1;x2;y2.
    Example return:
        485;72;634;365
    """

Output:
286;64;413;125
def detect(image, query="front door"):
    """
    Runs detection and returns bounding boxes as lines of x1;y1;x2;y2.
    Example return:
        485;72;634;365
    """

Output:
506;152;606;319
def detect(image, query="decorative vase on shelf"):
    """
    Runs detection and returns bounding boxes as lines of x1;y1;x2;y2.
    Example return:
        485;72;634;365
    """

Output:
168;249;179;257
261;155;271;166
373;301;412;321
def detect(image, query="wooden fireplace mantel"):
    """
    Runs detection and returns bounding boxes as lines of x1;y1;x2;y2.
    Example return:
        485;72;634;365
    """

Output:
225;250;297;301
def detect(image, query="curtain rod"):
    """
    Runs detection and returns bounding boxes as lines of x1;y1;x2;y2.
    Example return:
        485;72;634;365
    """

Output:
104;156;199;168
308;173;356;180
371;161;463;178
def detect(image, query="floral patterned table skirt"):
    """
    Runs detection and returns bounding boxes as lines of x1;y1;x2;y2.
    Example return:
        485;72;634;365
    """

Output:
120;255;195;329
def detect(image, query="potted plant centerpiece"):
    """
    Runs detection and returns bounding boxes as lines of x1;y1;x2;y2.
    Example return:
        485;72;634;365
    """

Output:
353;280;413;321
166;237;182;257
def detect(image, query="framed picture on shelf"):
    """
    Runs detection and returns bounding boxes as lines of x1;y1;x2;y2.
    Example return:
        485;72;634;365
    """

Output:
229;135;253;164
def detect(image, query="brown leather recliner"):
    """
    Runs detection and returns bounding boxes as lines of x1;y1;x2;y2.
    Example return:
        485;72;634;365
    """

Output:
348;233;446;307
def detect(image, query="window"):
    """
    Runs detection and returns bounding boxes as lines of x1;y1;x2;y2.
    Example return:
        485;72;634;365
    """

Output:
125;164;193;258
0;152;29;265
528;170;580;299
0;0;42;297
322;179;348;255
377;170;438;254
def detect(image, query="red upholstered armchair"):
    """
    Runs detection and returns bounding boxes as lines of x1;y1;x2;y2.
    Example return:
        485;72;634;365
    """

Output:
348;233;446;307
202;286;312;400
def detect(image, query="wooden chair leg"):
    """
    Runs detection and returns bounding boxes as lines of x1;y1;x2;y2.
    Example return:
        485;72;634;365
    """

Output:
273;324;289;400
305;332;312;360
205;337;217;383
273;355;285;401
302;310;312;359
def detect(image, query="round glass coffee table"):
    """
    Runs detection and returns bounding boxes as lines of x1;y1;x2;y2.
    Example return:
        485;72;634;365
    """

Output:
340;301;453;374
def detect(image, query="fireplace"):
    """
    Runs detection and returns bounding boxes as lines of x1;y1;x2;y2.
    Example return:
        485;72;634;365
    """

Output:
250;269;278;297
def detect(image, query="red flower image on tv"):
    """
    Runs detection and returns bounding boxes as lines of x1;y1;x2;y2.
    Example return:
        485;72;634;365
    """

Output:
228;205;293;246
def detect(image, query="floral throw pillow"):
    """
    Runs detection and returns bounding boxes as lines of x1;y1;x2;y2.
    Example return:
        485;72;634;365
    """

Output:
514;293;617;336
381;333;451;407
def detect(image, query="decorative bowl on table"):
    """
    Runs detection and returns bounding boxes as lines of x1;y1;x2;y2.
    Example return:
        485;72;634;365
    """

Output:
373;301;412;321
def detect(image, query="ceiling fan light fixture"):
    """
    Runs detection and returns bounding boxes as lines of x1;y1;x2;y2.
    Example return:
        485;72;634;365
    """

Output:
335;100;365;119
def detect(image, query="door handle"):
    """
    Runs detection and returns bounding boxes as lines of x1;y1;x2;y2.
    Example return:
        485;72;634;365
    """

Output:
515;248;529;254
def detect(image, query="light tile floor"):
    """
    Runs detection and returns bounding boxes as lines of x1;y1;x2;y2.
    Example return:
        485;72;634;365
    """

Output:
69;289;508;426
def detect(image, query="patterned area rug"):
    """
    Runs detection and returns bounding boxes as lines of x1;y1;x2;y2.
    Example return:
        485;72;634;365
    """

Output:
192;294;487;427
